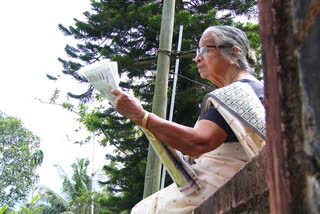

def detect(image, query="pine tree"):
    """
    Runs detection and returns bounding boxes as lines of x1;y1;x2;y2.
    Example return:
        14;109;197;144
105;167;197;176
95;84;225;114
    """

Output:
51;0;260;212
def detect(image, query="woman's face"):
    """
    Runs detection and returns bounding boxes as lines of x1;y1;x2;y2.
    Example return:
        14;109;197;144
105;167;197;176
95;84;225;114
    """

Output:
195;32;229;85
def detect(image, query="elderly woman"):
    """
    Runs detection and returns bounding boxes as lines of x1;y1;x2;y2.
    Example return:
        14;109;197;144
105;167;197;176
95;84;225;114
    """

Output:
112;25;265;214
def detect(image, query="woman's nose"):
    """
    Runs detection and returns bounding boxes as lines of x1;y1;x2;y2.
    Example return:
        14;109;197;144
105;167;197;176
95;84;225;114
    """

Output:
194;53;202;63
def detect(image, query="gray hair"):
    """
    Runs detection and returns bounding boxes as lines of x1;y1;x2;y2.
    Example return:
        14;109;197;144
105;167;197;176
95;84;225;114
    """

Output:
202;26;257;73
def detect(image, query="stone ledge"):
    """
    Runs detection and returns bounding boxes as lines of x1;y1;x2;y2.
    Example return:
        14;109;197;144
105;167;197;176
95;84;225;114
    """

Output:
194;148;269;214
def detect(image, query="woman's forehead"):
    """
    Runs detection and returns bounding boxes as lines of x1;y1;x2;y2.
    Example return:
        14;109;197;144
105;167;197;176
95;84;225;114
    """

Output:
199;33;216;46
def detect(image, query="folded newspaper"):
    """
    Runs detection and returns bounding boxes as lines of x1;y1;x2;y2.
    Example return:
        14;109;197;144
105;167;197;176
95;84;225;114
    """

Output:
82;59;200;195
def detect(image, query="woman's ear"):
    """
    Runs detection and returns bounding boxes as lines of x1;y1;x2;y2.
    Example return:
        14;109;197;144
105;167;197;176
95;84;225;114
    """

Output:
232;46;241;53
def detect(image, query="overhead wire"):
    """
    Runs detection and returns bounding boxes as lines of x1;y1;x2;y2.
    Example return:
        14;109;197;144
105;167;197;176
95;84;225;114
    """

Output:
168;70;212;89
134;48;213;89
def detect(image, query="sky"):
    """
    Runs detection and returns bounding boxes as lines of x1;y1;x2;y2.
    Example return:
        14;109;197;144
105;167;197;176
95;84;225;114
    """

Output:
0;0;109;194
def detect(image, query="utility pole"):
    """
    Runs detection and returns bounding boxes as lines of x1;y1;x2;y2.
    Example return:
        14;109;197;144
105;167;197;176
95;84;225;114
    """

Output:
91;131;95;214
161;25;183;189
143;0;176;198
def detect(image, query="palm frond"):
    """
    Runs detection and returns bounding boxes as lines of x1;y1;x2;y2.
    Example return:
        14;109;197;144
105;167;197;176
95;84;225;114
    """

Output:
37;186;72;214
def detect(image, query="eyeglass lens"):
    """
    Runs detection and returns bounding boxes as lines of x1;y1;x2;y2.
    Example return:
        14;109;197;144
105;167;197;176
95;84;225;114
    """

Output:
196;46;207;56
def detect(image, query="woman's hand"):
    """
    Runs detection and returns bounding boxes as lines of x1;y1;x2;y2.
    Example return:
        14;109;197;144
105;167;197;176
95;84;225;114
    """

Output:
111;88;146;126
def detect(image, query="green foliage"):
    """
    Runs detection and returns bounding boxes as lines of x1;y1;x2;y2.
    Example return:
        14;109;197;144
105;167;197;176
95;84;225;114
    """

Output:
0;205;7;214
0;112;43;207
18;195;44;214
49;0;261;212
36;158;103;214
55;158;93;213
1;194;45;214
49;89;60;104
37;186;72;214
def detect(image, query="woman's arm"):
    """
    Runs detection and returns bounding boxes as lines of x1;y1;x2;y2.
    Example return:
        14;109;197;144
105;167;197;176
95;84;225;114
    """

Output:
112;89;227;156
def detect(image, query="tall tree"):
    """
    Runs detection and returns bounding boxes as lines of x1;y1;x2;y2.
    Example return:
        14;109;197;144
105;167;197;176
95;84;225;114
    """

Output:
0;158;96;214
50;0;260;212
0;111;43;207
53;158;92;214
37;158;99;214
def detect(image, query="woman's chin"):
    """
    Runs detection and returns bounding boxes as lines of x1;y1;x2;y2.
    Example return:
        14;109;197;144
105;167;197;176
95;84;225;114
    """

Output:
199;72;207;79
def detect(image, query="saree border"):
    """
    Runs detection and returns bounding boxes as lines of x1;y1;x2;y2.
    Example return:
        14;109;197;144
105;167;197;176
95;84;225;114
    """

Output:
204;82;266;140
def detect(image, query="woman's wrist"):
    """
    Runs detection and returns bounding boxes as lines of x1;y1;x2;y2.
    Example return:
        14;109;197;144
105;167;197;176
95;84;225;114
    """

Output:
130;109;148;127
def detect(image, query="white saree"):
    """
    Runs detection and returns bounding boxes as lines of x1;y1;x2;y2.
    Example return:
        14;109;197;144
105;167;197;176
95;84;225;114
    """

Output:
131;82;265;214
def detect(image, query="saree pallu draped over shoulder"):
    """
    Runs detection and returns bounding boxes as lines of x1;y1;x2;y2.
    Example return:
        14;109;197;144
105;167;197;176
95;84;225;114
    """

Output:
202;81;265;159
131;82;266;214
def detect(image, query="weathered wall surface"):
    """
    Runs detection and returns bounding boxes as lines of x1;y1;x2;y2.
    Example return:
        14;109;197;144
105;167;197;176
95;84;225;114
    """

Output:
259;0;320;213
296;0;320;212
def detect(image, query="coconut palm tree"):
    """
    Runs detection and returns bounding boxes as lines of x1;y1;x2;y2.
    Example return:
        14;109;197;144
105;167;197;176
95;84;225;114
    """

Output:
37;186;72;214
37;158;94;214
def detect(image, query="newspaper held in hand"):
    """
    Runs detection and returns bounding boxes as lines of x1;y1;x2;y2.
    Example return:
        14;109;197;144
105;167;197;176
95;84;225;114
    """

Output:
143;129;200;195
83;59;200;195
82;59;120;106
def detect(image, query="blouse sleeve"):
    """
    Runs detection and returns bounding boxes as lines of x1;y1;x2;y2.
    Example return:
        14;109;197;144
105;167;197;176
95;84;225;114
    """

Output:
200;106;238;142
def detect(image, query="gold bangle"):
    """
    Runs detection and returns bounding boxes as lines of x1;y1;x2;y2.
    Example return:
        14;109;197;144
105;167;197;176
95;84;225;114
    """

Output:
142;111;150;129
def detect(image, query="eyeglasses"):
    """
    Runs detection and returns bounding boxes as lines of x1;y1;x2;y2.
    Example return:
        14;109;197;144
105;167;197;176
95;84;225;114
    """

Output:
196;45;230;56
